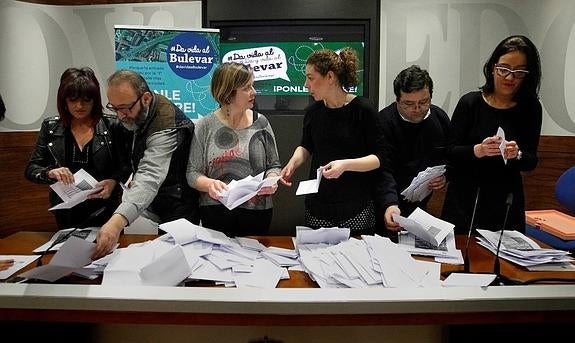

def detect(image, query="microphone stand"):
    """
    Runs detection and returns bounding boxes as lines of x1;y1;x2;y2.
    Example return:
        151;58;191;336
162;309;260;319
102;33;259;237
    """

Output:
37;206;106;267
491;193;514;286
463;188;480;273
440;187;480;279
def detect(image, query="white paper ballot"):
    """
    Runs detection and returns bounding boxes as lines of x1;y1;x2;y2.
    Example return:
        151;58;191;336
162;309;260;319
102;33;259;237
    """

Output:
49;169;102;210
442;273;496;287
20;236;96;282
219;172;281;210
0;255;41;280
296;167;322;195
120;173;133;191
496;126;509;164
393;208;454;247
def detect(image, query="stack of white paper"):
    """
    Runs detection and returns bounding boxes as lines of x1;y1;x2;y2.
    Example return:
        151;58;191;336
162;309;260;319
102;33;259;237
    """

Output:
401;165;446;202
476;229;574;267
100;219;292;288
20;218;465;288
297;235;442;288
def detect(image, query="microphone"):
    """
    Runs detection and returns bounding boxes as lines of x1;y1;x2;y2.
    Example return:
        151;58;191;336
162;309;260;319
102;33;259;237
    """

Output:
463;188;480;273
37;206;106;266
492;193;513;284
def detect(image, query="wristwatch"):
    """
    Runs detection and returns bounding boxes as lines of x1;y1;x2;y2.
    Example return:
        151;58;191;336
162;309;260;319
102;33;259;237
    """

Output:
516;150;523;160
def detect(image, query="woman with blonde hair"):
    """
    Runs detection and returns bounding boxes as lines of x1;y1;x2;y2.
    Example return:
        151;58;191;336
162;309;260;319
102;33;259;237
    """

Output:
187;62;281;236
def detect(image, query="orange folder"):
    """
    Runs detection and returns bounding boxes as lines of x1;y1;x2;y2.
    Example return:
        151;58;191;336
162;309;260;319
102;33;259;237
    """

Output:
525;210;575;240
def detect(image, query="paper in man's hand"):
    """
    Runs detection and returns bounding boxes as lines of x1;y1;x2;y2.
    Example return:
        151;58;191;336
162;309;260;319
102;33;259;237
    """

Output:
400;165;446;202
393;208;454;247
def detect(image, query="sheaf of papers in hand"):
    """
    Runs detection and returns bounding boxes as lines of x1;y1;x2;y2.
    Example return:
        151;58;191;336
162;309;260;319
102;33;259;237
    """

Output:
476;229;574;267
33;227;99;253
393;207;454;247
218;172;281;210
49;168;102;210
296;167;322;195
496;126;509;164
401;165;446;202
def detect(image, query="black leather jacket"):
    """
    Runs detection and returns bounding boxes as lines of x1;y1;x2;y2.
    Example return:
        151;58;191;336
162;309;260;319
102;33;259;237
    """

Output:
25;114;130;207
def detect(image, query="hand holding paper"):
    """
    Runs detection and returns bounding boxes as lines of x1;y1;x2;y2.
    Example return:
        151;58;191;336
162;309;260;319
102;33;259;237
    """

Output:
49;169;102;210
496;127;509;164
296;167;322;195
401;165;446;202
218;172;281;210
393;208;454;247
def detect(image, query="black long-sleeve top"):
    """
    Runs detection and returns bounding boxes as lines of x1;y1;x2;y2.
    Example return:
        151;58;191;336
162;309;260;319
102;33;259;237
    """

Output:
441;91;542;234
300;96;385;222
24;114;130;229
376;103;451;216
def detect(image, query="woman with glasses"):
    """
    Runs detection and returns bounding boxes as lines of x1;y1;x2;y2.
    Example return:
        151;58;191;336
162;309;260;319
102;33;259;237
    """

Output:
25;67;129;230
442;35;542;234
280;48;385;235
376;65;451;233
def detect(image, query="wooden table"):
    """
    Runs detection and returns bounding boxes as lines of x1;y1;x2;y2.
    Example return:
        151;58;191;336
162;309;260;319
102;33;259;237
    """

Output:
3;231;572;285
1;231;575;326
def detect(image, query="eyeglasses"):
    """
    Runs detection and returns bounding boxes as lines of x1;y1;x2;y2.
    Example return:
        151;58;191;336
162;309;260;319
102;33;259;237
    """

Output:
398;98;431;111
494;65;529;79
106;94;143;113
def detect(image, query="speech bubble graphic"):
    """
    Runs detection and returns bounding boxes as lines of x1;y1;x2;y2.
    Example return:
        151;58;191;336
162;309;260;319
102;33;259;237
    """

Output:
167;32;217;80
223;46;290;81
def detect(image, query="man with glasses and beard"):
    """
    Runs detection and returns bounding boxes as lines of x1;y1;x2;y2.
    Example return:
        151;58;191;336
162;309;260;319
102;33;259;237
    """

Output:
375;65;451;234
92;69;199;259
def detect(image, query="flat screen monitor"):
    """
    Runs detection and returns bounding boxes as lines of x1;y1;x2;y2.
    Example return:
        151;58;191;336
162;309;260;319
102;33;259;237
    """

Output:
215;20;370;114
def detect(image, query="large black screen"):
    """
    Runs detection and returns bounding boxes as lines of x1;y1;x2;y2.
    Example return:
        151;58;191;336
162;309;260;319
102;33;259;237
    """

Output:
214;20;371;113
